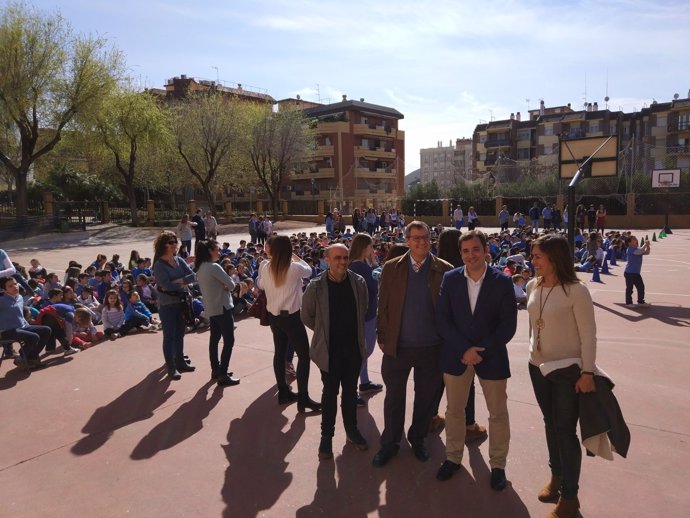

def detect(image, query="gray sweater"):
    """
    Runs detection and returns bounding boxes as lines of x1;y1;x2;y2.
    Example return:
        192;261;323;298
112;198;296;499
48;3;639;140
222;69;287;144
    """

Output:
196;262;235;317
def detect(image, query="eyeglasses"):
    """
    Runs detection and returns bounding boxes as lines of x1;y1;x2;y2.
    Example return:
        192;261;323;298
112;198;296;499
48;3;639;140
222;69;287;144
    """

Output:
408;235;430;242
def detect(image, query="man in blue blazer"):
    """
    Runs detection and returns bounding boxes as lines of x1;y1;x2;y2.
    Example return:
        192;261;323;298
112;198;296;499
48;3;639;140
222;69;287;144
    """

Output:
435;231;518;489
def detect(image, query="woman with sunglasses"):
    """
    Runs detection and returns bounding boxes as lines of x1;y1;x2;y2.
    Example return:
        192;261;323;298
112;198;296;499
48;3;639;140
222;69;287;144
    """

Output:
153;231;197;380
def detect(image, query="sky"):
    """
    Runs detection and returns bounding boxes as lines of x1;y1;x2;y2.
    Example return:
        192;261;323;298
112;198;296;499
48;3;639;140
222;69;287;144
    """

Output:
27;0;690;174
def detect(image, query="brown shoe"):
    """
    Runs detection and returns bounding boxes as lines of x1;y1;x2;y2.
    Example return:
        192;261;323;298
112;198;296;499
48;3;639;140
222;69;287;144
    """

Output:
429;414;445;434
547;496;580;518
538;474;562;502
465;423;488;443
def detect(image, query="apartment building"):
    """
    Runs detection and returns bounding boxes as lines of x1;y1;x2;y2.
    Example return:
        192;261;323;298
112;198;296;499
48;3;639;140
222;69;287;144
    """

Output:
419;138;473;191
280;95;405;212
472;94;690;180
150;74;275;104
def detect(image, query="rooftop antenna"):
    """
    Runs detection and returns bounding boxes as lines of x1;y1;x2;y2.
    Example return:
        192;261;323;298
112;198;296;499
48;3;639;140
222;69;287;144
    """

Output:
583;72;588;109
316;83;322;103
211;66;219;83
526;98;530;111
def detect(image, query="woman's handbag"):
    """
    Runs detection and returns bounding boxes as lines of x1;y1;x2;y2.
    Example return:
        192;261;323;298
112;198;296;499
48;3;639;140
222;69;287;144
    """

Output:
248;290;270;326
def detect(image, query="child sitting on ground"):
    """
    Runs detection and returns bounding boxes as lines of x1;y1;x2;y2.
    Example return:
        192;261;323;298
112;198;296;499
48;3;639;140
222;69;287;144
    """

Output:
512;274;527;306
135;274;158;313
125;291;160;330
101;289;152;340
71;307;105;349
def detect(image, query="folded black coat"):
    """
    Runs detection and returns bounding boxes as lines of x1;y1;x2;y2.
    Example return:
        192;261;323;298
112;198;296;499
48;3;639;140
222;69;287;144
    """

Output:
579;375;631;459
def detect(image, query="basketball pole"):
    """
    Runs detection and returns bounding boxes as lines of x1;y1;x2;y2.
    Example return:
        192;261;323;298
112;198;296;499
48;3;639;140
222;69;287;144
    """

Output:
562;135;615;254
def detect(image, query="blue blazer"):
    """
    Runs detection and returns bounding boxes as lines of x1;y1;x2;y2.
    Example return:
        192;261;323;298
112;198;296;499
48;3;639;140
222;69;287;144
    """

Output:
436;266;517;379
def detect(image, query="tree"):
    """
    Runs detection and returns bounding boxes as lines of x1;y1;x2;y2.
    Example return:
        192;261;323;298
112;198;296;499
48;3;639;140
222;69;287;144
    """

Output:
249;108;316;216
0;2;123;220
94;89;170;224
172;93;252;213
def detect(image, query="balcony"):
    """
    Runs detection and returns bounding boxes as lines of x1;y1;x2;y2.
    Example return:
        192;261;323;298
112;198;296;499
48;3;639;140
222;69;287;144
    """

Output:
316;121;349;133
484;138;512;148
312;145;334;156
668;144;690;154
354;168;397;179
353;123;397;138
354;146;396;159
290;167;335;179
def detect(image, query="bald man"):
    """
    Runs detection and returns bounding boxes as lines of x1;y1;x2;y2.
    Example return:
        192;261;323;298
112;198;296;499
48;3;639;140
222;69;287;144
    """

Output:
302;244;369;460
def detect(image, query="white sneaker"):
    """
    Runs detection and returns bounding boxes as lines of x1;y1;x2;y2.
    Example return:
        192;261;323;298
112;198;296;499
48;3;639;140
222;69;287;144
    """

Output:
63;346;80;356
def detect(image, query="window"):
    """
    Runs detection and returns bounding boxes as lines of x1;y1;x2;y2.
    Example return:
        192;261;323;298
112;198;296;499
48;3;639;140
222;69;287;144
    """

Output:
679;114;690;131
480;135;487;143
589;123;599;133
323;136;332;145
517;130;531;140
656;116;666;128
517;148;530;160
609;125;617;135
544;125;554;136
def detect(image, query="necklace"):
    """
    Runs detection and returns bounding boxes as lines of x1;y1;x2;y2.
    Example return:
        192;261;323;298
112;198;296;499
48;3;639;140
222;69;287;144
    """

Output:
535;285;556;351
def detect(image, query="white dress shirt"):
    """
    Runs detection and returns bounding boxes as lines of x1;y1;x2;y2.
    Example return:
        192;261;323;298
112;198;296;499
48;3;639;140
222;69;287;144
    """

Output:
257;258;312;315
463;263;487;314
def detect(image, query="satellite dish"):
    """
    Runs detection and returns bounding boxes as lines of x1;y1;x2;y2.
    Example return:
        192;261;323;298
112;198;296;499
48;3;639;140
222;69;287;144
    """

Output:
674;93;680;100
605;96;610;102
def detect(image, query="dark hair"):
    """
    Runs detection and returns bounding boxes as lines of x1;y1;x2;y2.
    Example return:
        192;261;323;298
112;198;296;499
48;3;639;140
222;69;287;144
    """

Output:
153;231;178;265
384;244;409;262
349;233;373;264
531;234;579;287
0;276;15;290
437;229;463;267
194;240;218;270
459;230;487;249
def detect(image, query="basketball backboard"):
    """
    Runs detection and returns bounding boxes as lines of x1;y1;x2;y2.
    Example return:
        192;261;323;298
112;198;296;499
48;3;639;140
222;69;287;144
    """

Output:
652;169;680;188
559;135;618;179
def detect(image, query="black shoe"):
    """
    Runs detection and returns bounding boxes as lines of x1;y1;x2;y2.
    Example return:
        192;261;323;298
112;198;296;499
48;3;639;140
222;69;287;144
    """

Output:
372;444;399;467
183;354;192;365
297;397;322;413
318;437;333;460
359;382;383;394
176;359;196;372
278;390;299;405
28;358;48;370
167;365;182;380
356;396;367;407
211;368;233;380
411;441;430;462
217;374;240;386
346;429;368;451
490;468;507;491
436;460;461;481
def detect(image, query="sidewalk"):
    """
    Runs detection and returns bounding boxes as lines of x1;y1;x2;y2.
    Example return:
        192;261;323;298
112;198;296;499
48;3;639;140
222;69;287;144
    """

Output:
1;228;689;517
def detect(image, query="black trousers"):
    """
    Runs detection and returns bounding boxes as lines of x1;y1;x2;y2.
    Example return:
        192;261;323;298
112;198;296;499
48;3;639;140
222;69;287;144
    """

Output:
381;346;442;446
529;363;581;500
624;272;645;304
268;311;310;397
209;306;235;373
320;347;361;438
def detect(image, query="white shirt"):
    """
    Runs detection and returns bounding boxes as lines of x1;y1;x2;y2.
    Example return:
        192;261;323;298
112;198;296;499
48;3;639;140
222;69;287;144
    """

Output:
463;263;487;314
453;208;463;221
257;258;312;315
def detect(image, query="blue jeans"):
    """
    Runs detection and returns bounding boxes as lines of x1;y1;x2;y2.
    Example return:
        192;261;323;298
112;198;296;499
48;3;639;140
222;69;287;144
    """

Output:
209;306;235;373
159;304;186;364
2;325;51;360
529;363;581;499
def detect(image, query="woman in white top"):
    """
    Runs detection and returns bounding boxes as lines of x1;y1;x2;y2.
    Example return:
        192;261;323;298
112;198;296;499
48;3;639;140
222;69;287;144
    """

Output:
526;234;596;518
175;214;196;257
195;240;239;387
257;235;320;411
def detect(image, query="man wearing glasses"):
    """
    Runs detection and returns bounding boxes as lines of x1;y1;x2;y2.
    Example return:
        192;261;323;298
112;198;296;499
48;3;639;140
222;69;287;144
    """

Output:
373;221;453;467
